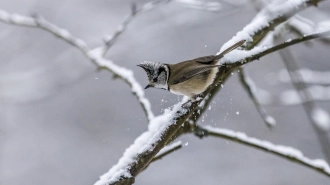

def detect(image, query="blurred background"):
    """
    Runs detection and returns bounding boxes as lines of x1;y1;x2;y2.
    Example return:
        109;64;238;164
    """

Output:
1;0;330;184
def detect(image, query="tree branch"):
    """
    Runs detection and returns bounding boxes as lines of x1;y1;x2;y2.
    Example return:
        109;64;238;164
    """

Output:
274;34;330;162
194;125;330;177
101;0;172;56
95;0;329;184
226;29;330;68
238;67;276;128
0;9;155;122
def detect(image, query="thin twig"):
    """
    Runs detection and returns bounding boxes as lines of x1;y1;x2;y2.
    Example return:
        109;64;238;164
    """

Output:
0;9;155;122
152;141;182;162
227;29;330;68
194;125;330;177
238;67;276;127
101;0;172;56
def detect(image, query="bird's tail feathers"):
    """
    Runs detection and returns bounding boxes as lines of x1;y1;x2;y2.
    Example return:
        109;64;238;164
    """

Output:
215;40;246;60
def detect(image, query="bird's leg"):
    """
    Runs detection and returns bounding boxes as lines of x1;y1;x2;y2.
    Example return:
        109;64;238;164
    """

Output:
181;95;201;108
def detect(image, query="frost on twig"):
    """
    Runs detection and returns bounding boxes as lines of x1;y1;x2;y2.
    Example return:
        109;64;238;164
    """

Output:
0;9;155;122
196;125;330;177
238;67;276;127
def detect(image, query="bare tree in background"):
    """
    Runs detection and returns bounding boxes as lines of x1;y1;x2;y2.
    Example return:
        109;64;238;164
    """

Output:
1;0;330;185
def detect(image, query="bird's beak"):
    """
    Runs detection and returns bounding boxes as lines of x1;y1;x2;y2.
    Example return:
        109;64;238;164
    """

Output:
145;84;152;89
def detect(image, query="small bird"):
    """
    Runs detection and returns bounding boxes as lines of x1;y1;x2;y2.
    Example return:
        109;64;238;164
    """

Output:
138;40;246;105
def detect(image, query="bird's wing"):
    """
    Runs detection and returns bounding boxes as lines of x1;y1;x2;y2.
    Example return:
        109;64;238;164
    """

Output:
172;65;221;85
194;55;217;64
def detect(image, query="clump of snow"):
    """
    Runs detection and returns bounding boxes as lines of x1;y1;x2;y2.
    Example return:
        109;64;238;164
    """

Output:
265;116;276;126
311;108;330;131
220;46;267;64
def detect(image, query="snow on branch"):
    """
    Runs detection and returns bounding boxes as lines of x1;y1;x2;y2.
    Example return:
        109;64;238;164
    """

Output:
0;9;155;122
94;98;197;185
219;0;323;50
224;29;330;67
0;10;89;53
197;125;330;177
238;67;276;127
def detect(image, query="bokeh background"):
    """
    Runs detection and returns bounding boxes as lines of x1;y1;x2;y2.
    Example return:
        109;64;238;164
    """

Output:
1;0;330;185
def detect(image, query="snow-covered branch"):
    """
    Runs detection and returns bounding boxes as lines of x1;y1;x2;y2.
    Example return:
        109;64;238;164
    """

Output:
238;67;276;127
0;9;155;122
224;29;330;67
196;125;330;177
219;0;324;50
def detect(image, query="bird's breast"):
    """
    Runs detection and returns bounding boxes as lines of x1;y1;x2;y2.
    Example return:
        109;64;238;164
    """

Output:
169;68;218;98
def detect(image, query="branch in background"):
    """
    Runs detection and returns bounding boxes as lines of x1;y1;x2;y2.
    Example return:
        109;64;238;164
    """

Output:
101;0;171;56
278;85;330;105
274;35;330;162
101;0;221;56
0;9;155;122
287;15;330;45
175;0;221;11
194;125;330;177
238;67;276;127
278;68;330;85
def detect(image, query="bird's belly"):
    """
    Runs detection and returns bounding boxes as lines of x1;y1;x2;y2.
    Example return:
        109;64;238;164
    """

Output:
170;68;218;98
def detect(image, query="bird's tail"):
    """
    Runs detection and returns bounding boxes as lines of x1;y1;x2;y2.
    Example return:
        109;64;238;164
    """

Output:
215;40;246;61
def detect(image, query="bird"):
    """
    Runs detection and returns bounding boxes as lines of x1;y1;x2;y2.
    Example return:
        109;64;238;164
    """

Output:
138;40;246;106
